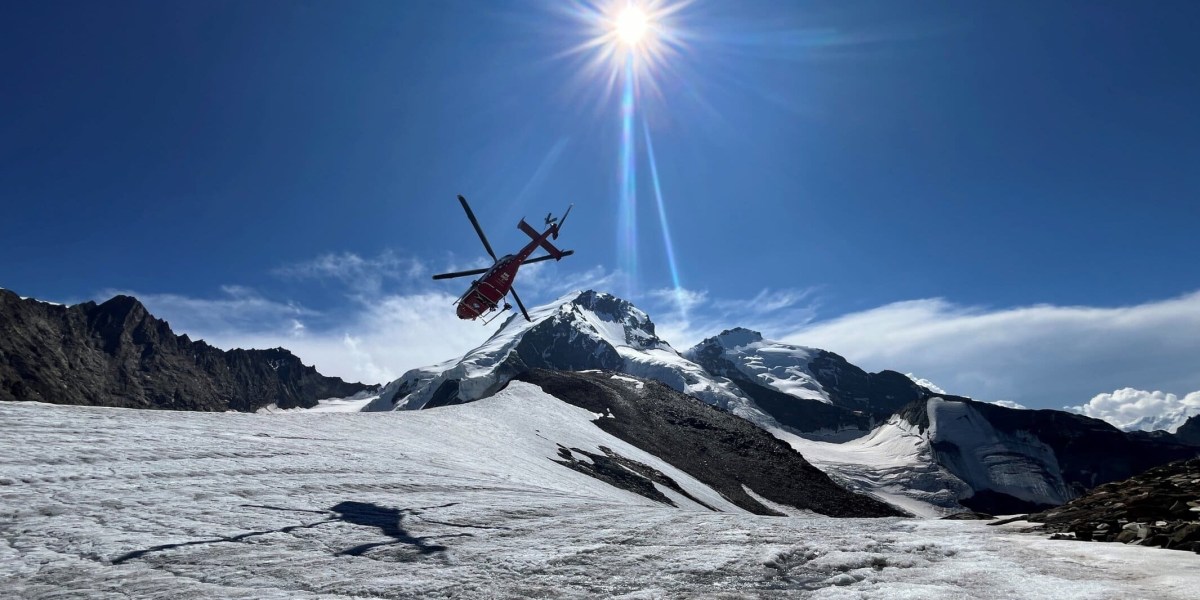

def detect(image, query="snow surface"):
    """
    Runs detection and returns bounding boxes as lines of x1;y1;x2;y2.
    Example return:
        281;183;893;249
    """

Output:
904;373;946;395
773;416;971;518
690;329;831;404
608;374;645;389
256;391;382;414
615;345;768;423
4;396;1198;599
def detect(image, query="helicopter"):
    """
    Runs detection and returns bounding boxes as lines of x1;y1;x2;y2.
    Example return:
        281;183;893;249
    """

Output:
432;195;574;324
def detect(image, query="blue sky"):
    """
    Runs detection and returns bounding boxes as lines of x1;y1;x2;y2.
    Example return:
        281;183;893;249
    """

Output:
3;1;1199;418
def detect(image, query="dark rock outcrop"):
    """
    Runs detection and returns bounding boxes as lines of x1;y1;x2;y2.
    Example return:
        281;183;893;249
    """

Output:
1175;414;1200;446
0;289;372;412
941;511;994;520
807;353;928;420
1027;458;1200;553
554;444;717;510
515;369;904;518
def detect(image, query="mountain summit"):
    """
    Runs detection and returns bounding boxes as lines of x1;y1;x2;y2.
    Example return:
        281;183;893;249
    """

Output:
685;328;929;439
368;290;764;422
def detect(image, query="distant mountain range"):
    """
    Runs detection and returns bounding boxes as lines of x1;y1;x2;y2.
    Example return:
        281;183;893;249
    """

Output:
2;286;1196;516
0;288;372;411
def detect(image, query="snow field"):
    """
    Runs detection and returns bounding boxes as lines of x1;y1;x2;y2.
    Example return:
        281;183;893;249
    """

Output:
3;389;1198;599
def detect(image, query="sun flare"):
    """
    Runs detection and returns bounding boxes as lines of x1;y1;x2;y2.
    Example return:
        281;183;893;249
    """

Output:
563;0;688;99
615;6;650;46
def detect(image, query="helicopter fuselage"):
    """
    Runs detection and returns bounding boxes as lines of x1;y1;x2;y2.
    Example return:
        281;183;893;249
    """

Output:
455;223;554;320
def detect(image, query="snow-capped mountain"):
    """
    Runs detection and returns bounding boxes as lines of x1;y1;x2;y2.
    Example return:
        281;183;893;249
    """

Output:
1120;406;1200;435
781;394;1200;515
686;328;830;403
367;291;773;426
686;328;928;439
371;292;928;439
368;290;1197;517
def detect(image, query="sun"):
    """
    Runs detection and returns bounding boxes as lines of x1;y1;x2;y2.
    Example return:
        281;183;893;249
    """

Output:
615;6;650;46
561;0;688;100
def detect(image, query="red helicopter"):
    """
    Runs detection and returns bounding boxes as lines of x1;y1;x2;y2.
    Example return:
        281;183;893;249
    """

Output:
432;195;574;324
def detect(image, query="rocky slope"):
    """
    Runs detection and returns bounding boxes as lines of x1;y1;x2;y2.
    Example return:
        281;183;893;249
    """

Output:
0;289;371;411
515;369;903;518
1025;458;1200;553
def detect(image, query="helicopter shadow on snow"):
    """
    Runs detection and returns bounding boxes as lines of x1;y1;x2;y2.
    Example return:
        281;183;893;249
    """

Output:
111;500;508;564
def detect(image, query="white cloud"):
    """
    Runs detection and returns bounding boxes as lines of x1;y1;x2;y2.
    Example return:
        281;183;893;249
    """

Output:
713;288;817;316
779;291;1200;410
101;285;317;337
122;288;483;386
647;287;708;314
273;251;426;295
519;263;618;298
650;287;818;350
1069;388;1200;433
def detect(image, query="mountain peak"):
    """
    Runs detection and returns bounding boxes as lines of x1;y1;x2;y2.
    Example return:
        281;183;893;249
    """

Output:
375;289;767;417
95;294;148;320
569;289;640;317
713;327;764;348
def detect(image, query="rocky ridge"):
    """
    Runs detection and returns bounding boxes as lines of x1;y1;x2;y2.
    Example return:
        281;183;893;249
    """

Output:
0;289;372;412
1024;458;1200;553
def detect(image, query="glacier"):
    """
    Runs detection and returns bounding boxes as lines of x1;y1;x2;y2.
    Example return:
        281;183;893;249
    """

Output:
4;396;1200;599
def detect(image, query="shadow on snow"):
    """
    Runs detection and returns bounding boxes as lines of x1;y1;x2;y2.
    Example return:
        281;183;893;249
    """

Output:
112;500;506;564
